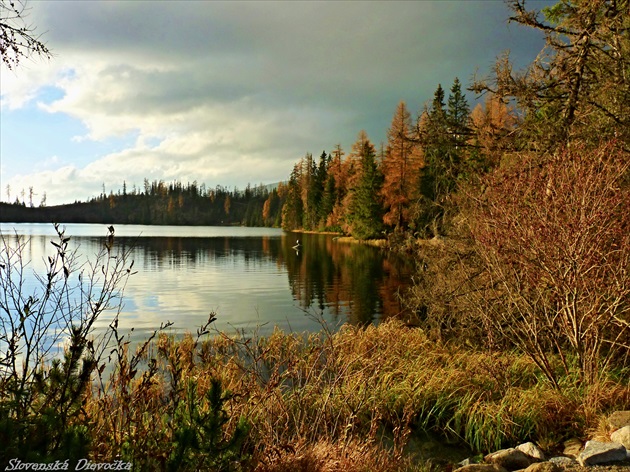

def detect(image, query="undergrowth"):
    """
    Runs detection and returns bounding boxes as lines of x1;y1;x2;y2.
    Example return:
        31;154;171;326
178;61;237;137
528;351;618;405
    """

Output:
86;318;630;470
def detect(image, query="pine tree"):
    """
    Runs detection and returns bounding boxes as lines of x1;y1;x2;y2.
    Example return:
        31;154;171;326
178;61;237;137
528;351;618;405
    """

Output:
281;162;304;231
300;153;318;230
423;84;447;178
447;77;471;150
417;81;470;236
304;151;327;230
345;131;384;240
314;151;332;227
319;173;336;229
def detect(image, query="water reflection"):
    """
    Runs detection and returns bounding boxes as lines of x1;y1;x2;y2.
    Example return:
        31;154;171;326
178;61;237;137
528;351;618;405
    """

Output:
281;233;412;326
1;225;413;340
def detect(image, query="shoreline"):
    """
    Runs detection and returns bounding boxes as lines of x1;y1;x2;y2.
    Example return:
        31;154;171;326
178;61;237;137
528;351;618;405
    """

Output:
287;229;388;247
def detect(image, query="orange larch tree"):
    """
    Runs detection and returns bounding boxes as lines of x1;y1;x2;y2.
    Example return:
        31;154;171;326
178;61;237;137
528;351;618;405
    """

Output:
469;93;518;171
326;144;350;230
381;101;421;230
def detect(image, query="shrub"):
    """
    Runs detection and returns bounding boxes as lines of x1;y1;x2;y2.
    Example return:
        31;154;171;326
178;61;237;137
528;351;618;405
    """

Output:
0;224;133;465
167;378;250;472
467;141;630;386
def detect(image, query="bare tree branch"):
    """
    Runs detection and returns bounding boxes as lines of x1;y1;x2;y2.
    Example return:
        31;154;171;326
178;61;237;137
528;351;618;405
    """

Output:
0;0;51;70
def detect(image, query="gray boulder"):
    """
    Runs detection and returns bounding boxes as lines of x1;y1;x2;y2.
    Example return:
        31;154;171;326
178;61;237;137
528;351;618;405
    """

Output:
516;442;545;462
577;440;627;466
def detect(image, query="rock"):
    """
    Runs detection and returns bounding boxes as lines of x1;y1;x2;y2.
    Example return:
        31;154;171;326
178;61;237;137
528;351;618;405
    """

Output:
522;463;560;472
608;411;630;430
577;440;627;466
562;438;582;457
548;456;578;465
485;448;533;470
453;464;508;472
611;425;630;449
516;442;545;461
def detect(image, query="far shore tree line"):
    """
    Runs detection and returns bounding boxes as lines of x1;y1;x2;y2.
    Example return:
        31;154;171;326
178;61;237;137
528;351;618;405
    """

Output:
1;180;284;226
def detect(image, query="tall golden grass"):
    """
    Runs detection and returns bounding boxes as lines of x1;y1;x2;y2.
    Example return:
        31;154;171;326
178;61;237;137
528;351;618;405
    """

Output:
83;318;630;470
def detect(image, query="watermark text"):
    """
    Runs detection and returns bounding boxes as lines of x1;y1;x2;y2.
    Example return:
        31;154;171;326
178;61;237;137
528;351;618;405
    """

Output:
5;459;132;471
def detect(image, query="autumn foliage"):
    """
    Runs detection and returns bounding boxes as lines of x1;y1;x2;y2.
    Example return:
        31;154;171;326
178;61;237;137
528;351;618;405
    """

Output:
468;142;630;385
381;102;421;231
279;80;486;239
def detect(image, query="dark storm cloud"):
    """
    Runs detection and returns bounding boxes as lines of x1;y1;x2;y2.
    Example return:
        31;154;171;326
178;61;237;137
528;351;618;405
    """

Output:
3;1;551;205
36;1;547;114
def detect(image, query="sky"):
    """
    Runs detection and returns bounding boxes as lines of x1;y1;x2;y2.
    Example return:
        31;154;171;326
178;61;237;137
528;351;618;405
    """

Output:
1;1;550;206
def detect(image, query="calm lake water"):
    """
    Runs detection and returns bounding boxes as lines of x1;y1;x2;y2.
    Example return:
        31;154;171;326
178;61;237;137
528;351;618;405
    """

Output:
0;223;414;344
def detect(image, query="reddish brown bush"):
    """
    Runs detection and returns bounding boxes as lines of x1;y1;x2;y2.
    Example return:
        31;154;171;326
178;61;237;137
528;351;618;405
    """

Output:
468;141;630;386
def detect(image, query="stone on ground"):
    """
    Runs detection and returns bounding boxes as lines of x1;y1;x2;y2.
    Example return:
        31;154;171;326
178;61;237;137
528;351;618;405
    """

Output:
516;442;545;461
577;440;627;466
611;425;630;449
485;448;533;470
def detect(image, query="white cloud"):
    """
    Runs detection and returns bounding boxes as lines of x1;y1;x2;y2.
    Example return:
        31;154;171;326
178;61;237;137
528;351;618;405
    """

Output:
0;60;62;110
3;98;320;205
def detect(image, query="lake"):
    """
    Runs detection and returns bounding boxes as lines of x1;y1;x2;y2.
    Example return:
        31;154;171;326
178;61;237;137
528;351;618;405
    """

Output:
0;223;414;346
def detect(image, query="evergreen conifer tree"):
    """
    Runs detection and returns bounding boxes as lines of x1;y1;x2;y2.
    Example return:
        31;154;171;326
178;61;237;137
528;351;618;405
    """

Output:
281;162;304;231
417;80;470;236
447;77;471;150
346;132;384;240
319;173;337;229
